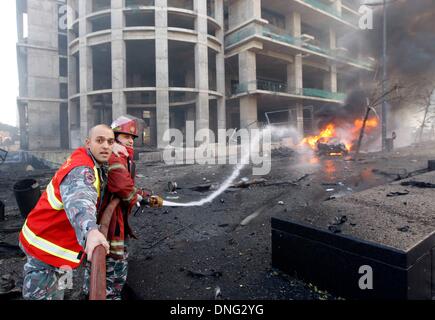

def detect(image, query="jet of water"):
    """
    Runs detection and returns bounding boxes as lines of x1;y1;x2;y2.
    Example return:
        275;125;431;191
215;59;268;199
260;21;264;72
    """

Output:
162;129;266;207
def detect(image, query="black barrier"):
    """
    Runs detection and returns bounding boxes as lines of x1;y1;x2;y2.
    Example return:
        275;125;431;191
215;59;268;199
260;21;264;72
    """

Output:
13;179;41;219
271;217;435;300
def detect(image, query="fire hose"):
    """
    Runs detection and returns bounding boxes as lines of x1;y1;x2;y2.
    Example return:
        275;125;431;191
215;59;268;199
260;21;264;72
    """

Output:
89;196;163;299
89;198;120;300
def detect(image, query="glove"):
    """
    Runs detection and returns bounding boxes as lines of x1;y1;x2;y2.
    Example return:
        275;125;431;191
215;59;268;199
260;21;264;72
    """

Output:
140;195;164;208
149;195;164;208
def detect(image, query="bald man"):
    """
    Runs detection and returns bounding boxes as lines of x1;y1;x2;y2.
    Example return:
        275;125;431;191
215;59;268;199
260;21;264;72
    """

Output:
19;125;115;300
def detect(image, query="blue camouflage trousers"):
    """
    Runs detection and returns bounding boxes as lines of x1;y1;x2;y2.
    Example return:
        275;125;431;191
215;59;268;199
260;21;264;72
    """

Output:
83;249;129;300
22;255;68;300
22;248;128;300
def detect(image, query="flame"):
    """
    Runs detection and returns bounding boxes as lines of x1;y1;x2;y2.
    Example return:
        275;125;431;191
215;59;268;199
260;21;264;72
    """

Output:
300;117;380;154
301;124;336;149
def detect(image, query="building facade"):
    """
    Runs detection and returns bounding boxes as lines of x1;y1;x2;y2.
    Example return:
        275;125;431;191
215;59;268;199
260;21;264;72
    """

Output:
17;0;69;150
16;0;374;150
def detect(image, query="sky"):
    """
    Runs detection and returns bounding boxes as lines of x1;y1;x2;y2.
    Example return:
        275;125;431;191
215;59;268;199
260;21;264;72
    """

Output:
0;1;18;127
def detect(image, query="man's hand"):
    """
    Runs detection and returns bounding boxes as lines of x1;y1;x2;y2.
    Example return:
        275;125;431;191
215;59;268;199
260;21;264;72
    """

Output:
112;142;128;157
85;229;110;260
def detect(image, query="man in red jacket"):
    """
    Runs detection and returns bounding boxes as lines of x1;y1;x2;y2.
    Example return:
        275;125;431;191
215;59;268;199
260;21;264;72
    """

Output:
83;115;163;300
20;124;114;300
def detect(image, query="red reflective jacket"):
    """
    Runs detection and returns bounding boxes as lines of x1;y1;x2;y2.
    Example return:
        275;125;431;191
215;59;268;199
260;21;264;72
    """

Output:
19;147;101;269
101;147;148;259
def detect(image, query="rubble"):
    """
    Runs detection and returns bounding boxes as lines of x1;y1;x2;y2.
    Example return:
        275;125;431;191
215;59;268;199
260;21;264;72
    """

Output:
401;181;435;188
2;141;435;300
397;226;411;233
0;243;24;259
386;190;410;197
271;147;296;158
186;270;223;279
0;274;21;300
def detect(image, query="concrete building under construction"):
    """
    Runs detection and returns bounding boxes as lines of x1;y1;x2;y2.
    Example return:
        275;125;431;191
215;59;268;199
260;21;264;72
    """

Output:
16;0;375;150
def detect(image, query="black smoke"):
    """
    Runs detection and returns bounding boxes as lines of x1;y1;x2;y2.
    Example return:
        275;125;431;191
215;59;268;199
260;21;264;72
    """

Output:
315;0;435;129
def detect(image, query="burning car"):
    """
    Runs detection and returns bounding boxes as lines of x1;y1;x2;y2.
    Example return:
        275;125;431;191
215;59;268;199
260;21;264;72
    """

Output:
300;117;379;157
316;138;349;157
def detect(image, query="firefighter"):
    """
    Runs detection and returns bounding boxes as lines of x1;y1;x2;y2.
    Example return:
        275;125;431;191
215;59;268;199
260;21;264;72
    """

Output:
19;124;115;300
82;115;163;300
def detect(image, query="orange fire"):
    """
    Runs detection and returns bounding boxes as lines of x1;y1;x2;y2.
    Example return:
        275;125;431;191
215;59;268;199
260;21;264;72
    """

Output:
302;124;336;149
300;117;380;153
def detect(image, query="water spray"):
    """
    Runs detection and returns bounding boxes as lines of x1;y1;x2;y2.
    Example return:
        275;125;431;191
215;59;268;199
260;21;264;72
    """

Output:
161;129;266;208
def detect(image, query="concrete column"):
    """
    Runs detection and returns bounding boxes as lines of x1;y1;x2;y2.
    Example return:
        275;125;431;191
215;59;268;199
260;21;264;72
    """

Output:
238;50;257;129
68;43;77;96
239;50;256;90
111;0;127;120
194;0;209;135
149;110;157;147
324;65;338;93
328;27;337;50
68;53;77;147
79;0;94;141
240;96;258;130
252;0;262;20
16;3;23;40
286;11;301;37
296;103;304;137
228;0;262;30
287;54;303;94
286;12;303;95
155;0;170;149
215;0;226;130
324;28;338;93
333;0;342;15
186;107;195;122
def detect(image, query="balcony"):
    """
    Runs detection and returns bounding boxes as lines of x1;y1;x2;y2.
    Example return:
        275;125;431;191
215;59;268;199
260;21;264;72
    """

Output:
225;25;376;70
301;0;358;27
303;88;346;101
231;80;346;102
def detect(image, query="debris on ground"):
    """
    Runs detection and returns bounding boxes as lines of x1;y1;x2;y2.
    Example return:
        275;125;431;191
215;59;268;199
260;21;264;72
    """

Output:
0;243;24;259
333;216;348;226
372;169;406;180
271;147;296;158
328;226;342;234
186;270;223;279
3;142;435;300
0;274;21;299
397;226;411;232
386;190;410;197
401;181;435;188
239;191;288;227
372;168;428;181
214;286;222;300
231;178;267;189
0;227;21;234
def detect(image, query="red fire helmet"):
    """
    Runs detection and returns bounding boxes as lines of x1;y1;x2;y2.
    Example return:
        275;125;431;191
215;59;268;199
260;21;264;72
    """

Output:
111;115;139;138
